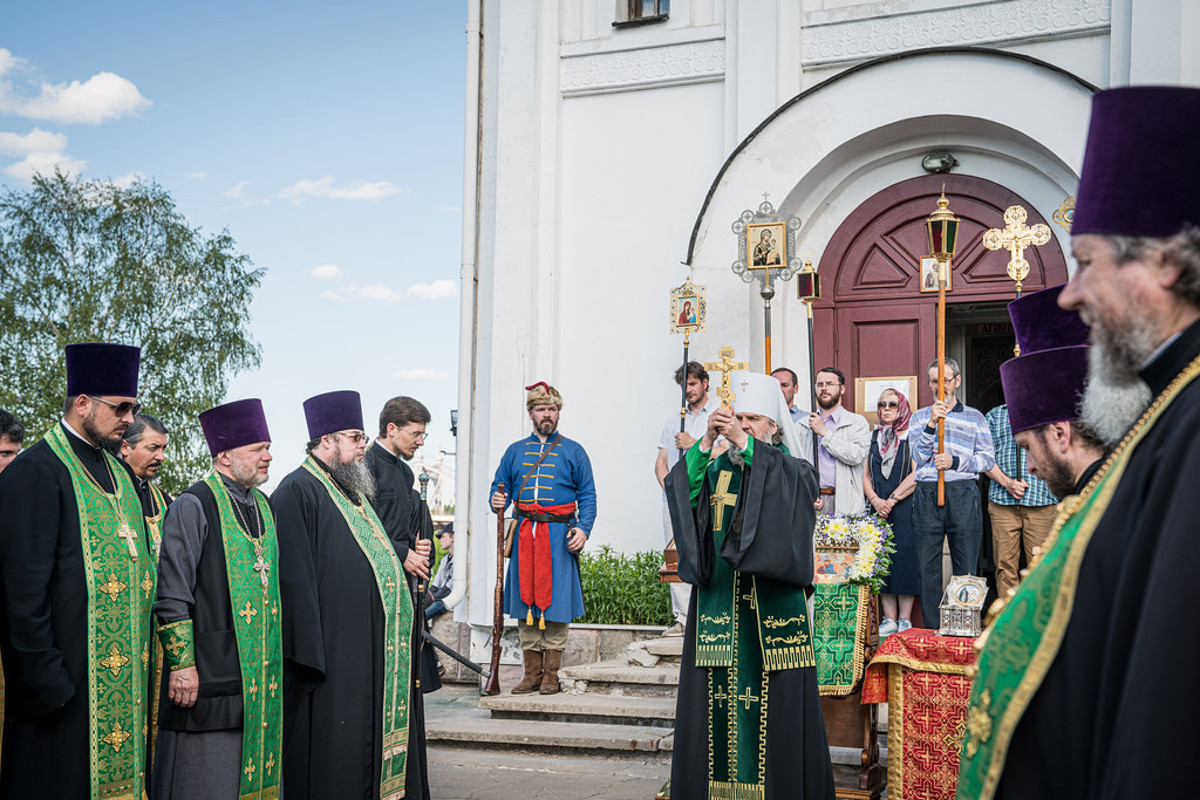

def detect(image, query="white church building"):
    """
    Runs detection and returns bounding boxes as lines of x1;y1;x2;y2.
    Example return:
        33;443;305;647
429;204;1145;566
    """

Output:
450;0;1199;629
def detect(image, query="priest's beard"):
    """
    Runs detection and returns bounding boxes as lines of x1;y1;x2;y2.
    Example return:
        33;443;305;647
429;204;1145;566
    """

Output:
1079;323;1155;446
331;457;376;501
230;459;268;489
82;412;124;455
1033;442;1078;500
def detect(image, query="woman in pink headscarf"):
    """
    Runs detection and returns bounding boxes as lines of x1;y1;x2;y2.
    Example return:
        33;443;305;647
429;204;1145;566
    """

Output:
863;388;919;636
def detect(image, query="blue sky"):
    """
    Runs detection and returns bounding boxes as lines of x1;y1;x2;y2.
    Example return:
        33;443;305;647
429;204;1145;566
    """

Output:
2;2;468;479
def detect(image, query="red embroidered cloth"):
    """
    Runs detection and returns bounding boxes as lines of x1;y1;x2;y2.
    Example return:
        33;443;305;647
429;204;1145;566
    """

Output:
863;629;978;800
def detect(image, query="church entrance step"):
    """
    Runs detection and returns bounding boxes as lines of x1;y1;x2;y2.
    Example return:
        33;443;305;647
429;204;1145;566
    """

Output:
426;699;674;763
479;692;676;728
559;661;680;697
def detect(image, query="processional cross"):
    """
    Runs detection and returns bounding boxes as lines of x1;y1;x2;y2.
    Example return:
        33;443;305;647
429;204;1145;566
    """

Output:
704;346;749;408
982;205;1051;297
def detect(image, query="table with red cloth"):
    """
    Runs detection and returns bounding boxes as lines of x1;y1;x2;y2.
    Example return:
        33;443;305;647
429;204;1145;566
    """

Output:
862;628;977;800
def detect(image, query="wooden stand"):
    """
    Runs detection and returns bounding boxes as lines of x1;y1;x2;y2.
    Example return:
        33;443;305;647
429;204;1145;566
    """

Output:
822;592;884;800
660;542;681;583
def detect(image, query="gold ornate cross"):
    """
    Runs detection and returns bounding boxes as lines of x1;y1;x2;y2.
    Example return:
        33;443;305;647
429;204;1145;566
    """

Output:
100;643;130;677
239;601;258;624
710;470;736;532
117;522;140;561
98;573;127;601
704;346;749;408
248;677;259;699
102;721;132;752
253;552;270;598
712;687;730;707
736;686;760;710
983;205;1052;295
244;758;256;782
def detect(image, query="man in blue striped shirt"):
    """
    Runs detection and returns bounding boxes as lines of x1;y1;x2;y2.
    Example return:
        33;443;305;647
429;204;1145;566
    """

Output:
909;358;996;627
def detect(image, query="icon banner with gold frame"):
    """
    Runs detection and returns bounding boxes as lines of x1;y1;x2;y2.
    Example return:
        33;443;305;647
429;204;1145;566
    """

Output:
670;279;706;335
731;198;801;288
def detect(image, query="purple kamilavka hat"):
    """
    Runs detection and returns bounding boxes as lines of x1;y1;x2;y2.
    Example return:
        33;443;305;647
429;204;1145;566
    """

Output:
65;342;141;397
302;390;363;440
199;398;271;456
1072;86;1200;238
1000;286;1090;433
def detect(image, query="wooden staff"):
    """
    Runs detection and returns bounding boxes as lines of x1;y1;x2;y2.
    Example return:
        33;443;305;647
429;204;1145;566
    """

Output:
678;330;690;455
936;260;948;507
484;482;505;695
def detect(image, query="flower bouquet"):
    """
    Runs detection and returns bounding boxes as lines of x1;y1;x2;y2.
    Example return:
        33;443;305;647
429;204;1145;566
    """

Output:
813;514;896;593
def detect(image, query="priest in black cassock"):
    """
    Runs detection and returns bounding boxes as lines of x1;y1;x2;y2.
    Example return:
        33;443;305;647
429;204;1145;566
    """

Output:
274;390;416;800
958;86;1200;800
364;395;439;800
665;370;834;800
120;413;173;557
0;343;157;800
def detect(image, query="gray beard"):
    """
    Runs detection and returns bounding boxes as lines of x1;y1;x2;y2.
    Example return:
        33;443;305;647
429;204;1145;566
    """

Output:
230;459;268;489
1080;340;1153;447
331;458;376;501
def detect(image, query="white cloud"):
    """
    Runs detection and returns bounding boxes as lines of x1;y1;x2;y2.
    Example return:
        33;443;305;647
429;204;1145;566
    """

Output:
322;289;349;302
311;264;343;280
0;50;150;125
223;180;249;199
0;127;84;181
276;175;404;204
392;369;448;382
186;171;206;180
359;284;406;302
111;171;145;189
406;280;457;300
351;280;458;303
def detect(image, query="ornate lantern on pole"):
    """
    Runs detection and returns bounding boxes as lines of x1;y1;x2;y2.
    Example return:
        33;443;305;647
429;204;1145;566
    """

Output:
925;188;960;507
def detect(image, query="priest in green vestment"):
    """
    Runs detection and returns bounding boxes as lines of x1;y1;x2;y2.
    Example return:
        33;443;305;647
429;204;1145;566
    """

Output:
152;398;282;800
274;390;414;800
0;343;156;800
665;371;834;800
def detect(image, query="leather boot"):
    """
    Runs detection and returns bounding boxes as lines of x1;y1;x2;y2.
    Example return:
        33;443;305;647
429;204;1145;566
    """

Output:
511;650;543;694
540;649;562;695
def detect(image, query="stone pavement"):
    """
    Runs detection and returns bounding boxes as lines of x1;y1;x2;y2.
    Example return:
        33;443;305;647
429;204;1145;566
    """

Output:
427;747;667;800
425;682;668;799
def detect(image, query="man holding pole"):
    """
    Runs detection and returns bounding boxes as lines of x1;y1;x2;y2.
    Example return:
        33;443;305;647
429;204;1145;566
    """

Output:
655;362;717;635
909;358;995;627
490;382;596;695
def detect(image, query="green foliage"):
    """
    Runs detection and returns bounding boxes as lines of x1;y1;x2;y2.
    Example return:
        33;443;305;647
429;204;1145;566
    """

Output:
578;545;674;626
0;171;263;494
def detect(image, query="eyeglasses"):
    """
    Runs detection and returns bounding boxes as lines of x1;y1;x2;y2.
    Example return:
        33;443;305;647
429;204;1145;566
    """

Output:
335;430;369;443
401;428;427;441
90;396;142;417
877;400;899;409
815;381;841;389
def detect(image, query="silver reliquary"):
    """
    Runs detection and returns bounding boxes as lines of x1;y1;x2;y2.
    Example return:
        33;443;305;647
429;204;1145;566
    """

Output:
938;575;987;637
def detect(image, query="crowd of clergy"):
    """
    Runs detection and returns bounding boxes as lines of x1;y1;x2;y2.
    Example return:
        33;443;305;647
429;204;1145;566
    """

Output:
1;84;1199;800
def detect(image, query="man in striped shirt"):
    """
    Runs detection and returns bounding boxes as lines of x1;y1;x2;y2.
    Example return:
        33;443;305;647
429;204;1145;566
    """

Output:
909;357;996;627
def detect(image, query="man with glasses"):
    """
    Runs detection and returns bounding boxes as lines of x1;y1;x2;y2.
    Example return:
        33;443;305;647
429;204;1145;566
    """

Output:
0;343;157;799
273;390;420;800
365;395;437;800
909;358;995;628
799;367;870;517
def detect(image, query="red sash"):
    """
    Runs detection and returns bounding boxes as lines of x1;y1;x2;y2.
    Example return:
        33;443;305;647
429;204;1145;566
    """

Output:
516;501;576;624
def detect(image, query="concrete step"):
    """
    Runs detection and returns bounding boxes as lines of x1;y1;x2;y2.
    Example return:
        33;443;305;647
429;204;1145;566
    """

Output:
480;691;677;728
560;661;680;697
426;698;674;762
641;636;684;659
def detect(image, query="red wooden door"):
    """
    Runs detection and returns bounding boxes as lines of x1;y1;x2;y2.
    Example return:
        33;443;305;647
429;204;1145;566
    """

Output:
814;174;1070;410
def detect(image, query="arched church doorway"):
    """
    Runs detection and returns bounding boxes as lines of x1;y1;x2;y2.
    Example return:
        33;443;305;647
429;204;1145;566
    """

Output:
813;173;1069;414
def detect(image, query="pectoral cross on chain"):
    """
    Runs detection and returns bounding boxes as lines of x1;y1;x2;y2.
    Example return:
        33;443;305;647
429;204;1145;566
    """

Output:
710;470;736;533
253;549;270;598
117;522;139;561
704;346;749;408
